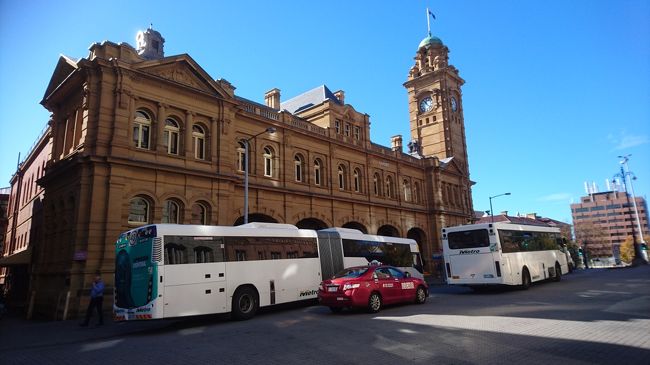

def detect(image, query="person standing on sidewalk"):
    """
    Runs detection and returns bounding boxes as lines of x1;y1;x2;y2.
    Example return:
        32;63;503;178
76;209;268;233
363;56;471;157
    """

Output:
80;274;105;327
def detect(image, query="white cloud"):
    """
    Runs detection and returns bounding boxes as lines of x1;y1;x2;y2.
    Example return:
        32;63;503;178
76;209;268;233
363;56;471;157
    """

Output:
608;131;649;150
538;193;572;202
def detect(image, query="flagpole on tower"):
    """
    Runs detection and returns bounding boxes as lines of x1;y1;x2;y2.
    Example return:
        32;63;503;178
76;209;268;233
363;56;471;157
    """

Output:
426;7;431;36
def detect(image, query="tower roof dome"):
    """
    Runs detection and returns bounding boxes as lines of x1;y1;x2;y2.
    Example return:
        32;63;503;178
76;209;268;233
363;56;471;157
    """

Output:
418;34;443;49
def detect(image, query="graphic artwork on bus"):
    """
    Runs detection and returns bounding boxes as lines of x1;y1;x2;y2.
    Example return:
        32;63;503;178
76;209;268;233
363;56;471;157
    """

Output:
114;226;158;311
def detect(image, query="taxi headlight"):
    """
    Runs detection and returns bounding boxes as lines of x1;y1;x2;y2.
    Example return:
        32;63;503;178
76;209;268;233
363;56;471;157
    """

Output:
343;283;360;290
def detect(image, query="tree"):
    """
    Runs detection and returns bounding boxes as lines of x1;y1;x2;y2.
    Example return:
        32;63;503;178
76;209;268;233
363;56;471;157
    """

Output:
566;240;581;265
574;221;610;258
619;236;635;264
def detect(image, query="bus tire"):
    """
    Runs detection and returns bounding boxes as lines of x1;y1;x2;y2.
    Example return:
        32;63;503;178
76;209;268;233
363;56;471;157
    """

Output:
231;286;259;320
415;286;427;304
553;263;562;282
368;292;382;313
520;268;531;290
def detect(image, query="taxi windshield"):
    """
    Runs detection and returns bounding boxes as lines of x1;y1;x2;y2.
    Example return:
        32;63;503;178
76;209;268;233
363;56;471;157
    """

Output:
333;268;369;279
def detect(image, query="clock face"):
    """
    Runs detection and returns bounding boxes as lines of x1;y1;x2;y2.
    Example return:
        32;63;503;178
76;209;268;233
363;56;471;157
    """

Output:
451;97;458;112
419;97;433;113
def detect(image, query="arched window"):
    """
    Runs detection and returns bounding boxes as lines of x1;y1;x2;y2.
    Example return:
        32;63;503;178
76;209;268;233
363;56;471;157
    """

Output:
194;246;214;263
128;196;150;225
353;168;361;193
163;118;180;155
314;159;322;186
373;173;381;196
413;182;421;204
338;165;346;190
193;125;206;160
133;110;152;149
162;199;181;223
237;140;247;172
263;146;274;177
191;202;208;225
294;154;304;182
403;179;412;202
385;176;394;198
165;243;186;265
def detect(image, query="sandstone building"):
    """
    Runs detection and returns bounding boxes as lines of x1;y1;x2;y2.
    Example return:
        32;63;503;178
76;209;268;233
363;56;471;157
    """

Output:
1;27;474;318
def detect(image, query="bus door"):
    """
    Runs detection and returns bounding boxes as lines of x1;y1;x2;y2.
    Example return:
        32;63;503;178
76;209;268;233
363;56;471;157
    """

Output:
317;231;344;280
162;236;228;317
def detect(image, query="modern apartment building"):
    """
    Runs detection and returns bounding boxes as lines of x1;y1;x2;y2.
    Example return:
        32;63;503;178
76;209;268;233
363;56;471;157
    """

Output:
571;191;649;258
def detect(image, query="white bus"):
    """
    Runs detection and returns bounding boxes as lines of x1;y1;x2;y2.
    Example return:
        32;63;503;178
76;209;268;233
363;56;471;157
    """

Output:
114;223;422;321
441;222;569;289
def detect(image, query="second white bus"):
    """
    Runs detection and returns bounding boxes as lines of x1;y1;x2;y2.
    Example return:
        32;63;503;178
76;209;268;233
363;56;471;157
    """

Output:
442;222;569;289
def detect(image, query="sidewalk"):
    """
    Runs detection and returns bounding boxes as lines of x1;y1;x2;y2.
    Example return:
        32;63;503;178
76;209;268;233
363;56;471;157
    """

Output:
0;313;177;352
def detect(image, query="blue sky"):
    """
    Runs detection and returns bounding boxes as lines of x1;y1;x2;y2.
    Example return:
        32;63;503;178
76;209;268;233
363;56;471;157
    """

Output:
1;0;648;225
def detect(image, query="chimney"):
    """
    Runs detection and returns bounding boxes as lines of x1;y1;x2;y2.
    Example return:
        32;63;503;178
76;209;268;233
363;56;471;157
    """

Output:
500;211;508;216
334;90;345;104
526;213;537;219
391;135;403;152
264;88;281;109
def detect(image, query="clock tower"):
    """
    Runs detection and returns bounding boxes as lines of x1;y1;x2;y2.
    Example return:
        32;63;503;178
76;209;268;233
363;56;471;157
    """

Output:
404;33;469;175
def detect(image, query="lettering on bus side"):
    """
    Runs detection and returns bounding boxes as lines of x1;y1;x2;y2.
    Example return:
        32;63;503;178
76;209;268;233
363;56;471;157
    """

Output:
459;249;480;255
299;289;318;297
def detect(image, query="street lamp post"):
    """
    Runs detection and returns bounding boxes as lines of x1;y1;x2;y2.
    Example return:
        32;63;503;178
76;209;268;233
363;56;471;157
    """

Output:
614;155;647;265
244;127;276;224
489;192;511;223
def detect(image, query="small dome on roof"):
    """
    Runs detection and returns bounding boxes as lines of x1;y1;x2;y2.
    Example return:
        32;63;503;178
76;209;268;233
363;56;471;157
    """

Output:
418;34;443;49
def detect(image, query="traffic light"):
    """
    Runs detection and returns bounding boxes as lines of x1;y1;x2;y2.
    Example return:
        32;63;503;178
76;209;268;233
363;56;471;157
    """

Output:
578;248;584;256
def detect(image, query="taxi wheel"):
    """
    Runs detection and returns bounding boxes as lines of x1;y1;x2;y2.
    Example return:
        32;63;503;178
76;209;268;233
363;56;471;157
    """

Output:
329;306;343;313
415;286;427;304
368;292;382;313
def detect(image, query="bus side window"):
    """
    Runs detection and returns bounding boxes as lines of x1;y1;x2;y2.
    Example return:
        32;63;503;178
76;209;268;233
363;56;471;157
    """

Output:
165;243;186;265
194;246;214;263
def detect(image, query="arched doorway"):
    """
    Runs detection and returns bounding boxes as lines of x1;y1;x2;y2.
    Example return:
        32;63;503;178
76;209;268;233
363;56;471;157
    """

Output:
407;227;432;275
377;225;399;237
296;218;328;230
234;213;278;226
342;221;368;233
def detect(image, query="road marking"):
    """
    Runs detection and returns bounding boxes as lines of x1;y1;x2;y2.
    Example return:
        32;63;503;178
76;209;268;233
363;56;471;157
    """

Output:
376;314;650;349
577;290;632;298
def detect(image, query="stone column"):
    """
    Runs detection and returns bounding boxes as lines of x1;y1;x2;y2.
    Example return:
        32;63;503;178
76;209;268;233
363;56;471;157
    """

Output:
156;103;166;152
185;110;194;158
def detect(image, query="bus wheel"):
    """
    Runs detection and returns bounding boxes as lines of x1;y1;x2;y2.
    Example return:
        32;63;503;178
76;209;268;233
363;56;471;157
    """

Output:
553;263;562;282
415;286;427;304
520;268;531;290
231;286;259;320
329;306;343;313
368;292;382;313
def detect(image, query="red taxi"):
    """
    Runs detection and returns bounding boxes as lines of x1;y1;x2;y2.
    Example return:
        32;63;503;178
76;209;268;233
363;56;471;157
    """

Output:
318;264;428;313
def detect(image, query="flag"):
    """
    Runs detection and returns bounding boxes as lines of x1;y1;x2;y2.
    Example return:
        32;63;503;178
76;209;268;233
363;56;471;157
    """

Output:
428;10;436;19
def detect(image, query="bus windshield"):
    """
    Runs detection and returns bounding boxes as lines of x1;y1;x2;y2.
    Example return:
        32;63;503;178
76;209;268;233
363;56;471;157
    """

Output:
447;229;490;249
